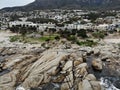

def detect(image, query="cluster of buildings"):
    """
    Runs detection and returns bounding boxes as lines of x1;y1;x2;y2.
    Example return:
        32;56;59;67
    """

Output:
0;10;120;32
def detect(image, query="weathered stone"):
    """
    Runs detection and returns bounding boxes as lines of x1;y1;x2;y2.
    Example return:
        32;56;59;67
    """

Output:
87;50;94;56
63;61;73;71
106;59;111;62
70;53;77;59
78;81;83;90
22;75;44;89
85;74;96;81
61;82;70;90
77;63;88;69
94;49;100;56
52;74;66;83
74;60;81;66
0;47;5;53
2;48;16;55
79;67;88;77
77;57;83;62
92;59;102;71
0;42;119;90
0;71;18;90
74;57;83;66
47;66;59;76
90;81;101;90
82;79;93;90
101;55;109;61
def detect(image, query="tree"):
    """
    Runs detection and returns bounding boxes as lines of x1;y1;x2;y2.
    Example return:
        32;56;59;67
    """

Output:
67;35;77;43
20;27;27;41
71;29;77;35
77;29;88;38
40;32;44;36
49;28;56;34
27;18;58;24
86;13;100;22
55;36;60;40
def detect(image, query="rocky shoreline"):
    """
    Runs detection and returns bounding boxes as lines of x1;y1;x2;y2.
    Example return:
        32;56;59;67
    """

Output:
0;40;120;90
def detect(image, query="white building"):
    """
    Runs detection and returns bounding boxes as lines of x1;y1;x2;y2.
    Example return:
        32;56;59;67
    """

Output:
64;24;77;30
95;24;109;30
64;23;93;30
9;21;35;27
38;23;56;31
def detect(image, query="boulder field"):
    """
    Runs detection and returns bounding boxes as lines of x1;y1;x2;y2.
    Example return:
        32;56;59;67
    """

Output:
0;43;120;90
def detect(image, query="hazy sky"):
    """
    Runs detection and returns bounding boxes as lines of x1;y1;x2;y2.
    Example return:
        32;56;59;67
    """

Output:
0;0;35;9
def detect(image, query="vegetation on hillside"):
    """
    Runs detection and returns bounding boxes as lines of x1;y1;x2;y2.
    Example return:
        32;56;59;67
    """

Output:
9;25;99;47
27;18;58;24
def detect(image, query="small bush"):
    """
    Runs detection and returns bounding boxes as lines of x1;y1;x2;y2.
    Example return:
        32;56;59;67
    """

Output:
92;31;106;39
77;40;97;47
55;36;60;40
67;35;77;42
10;36;20;42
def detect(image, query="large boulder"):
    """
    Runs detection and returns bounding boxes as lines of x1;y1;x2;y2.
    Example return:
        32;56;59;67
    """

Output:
79;67;88;78
74;57;83;66
82;79;93;90
92;59;103;71
63;61;73;71
0;71;18;90
90;81;101;90
77;63;88;69
78;81;83;90
21;51;69;89
1;48;16;56
76;63;88;78
0;47;5;53
93;49;100;56
101;55;110;61
61;82;70;90
0;45;106;90
85;74;96;81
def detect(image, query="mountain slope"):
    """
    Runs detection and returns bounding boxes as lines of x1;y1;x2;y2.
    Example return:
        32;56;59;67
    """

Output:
1;0;120;11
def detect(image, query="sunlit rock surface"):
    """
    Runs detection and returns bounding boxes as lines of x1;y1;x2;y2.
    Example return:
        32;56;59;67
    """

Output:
0;42;120;90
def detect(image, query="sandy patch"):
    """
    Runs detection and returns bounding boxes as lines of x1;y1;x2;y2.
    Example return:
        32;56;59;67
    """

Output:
0;30;41;48
104;39;120;44
104;34;120;44
0;31;16;43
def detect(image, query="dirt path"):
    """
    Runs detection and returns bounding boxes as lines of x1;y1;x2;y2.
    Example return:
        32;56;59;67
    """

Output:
104;39;120;44
0;31;16;43
104;34;120;44
0;30;41;48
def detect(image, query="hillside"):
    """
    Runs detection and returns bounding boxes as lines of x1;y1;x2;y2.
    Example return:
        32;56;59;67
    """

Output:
1;0;120;11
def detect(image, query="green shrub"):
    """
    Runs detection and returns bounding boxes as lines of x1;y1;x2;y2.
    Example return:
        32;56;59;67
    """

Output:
66;35;77;43
10;36;20;42
77;40;97;47
55;36;60;40
92;31;106;39
77;29;88;38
